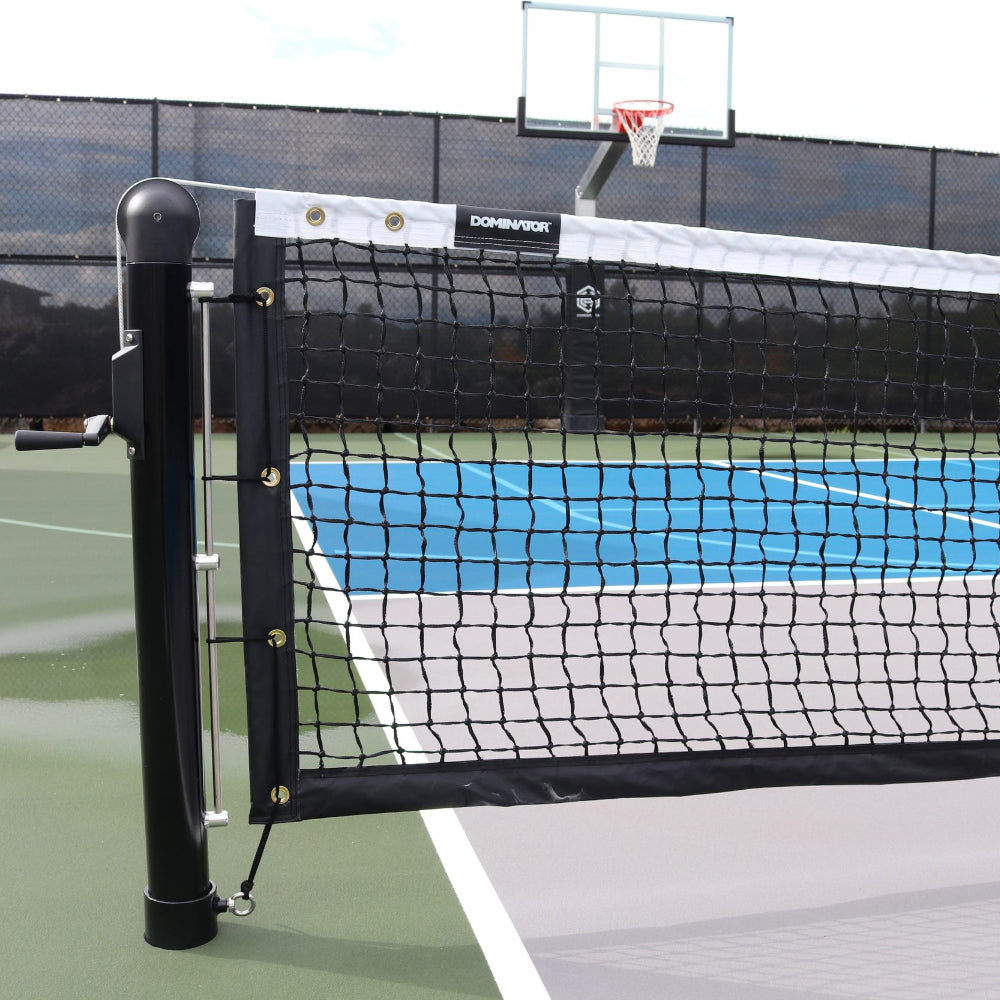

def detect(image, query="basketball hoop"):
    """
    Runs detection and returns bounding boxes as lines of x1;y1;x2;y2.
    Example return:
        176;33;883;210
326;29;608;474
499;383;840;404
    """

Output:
612;100;675;167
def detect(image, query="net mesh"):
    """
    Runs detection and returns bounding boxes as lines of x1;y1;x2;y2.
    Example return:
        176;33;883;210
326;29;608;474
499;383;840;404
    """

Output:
272;232;1000;776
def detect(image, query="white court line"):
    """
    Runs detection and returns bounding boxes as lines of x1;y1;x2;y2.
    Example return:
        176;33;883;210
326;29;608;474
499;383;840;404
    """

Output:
0;515;240;546
289;492;551;1000
389;432;1000;558
0;516;132;539
340;570;1000;601
709;462;1000;534
390;432;607;529
365;435;1000;570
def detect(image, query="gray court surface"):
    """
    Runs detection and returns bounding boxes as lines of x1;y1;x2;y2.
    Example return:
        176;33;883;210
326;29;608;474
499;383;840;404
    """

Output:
349;581;1000;762
457;779;1000;999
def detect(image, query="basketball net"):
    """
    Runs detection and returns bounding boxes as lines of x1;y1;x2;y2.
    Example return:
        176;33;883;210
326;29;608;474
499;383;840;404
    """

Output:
613;100;675;168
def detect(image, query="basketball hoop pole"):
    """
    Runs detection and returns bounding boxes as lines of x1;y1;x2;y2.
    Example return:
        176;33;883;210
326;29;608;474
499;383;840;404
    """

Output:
574;140;626;216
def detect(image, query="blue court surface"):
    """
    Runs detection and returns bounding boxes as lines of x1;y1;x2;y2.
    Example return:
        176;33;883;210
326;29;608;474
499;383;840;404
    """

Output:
292;458;1000;594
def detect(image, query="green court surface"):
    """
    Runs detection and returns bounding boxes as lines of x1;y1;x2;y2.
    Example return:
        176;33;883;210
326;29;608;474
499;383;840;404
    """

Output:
305;426;1000;465
0;435;501;1000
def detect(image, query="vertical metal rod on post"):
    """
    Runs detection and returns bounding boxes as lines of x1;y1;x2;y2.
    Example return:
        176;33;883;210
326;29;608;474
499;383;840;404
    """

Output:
116;178;220;949
195;288;228;827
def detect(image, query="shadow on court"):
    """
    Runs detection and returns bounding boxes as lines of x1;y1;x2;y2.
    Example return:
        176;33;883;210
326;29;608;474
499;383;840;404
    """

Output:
528;882;1000;1000
194;922;499;997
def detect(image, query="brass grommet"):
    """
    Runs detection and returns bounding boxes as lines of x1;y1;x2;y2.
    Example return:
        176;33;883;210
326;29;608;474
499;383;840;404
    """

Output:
267;628;287;648
270;785;290;805
261;467;281;487
305;206;326;227
384;211;404;232
255;286;275;307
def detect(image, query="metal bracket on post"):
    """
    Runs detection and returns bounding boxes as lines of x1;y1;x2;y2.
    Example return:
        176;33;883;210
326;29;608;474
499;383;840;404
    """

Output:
14;328;145;457
112;329;145;460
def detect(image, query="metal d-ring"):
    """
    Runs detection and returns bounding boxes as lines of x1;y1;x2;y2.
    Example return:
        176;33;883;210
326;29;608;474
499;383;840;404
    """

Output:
228;892;256;917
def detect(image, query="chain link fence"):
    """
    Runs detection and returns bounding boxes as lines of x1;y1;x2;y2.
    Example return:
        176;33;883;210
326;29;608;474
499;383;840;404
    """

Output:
2;93;999;419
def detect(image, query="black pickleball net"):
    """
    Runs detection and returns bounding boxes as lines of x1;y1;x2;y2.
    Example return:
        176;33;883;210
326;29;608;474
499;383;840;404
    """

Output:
233;206;1000;821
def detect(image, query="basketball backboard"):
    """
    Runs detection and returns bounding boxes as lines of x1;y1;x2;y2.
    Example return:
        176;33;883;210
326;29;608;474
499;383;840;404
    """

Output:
518;2;735;147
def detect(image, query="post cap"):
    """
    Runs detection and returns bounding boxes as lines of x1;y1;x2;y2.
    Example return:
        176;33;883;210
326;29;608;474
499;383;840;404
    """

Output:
117;178;200;265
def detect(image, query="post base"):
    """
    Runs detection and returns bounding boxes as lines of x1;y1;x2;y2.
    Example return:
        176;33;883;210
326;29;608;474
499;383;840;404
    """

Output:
143;881;220;950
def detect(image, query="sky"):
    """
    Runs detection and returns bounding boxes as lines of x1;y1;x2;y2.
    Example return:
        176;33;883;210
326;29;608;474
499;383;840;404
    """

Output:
3;0;1000;152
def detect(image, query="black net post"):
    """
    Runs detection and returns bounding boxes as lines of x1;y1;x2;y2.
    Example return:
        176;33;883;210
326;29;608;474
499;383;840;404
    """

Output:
116;179;219;949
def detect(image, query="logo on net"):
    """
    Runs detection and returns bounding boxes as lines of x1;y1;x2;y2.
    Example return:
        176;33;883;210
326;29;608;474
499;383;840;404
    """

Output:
575;284;601;318
469;214;553;233
455;205;561;252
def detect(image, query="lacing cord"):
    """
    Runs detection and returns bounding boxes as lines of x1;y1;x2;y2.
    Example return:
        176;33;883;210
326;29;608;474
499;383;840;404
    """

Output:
214;276;286;917
216;635;289;917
